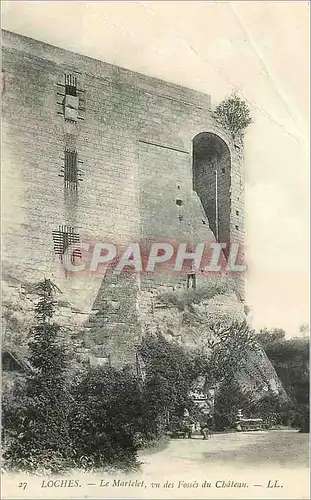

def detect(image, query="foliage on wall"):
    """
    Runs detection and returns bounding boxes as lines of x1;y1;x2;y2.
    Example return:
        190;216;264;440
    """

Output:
213;91;253;141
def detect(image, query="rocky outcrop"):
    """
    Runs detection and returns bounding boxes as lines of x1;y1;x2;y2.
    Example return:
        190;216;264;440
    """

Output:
1;274;85;356
2;272;287;405
136;279;287;402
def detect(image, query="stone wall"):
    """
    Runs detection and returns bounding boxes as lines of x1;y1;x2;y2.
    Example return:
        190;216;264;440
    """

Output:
2;30;245;364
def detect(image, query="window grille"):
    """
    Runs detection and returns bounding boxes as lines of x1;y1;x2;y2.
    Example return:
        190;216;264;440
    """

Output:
64;149;78;189
56;74;85;122
59;149;83;189
65;74;77;96
52;225;81;262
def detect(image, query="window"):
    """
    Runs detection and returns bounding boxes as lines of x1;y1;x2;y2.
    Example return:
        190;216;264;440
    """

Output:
57;74;85;122
63;74;79;122
64;149;78;189
59;148;82;189
65;74;77;96
52;225;81;262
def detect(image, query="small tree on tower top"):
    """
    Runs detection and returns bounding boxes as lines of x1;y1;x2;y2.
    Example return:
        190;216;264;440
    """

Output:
213;91;253;141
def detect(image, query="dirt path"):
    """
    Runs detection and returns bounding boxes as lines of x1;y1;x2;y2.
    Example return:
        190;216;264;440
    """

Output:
2;431;309;499
135;430;310;499
139;429;309;471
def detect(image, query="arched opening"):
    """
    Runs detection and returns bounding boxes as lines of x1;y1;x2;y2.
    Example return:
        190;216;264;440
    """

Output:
193;132;231;253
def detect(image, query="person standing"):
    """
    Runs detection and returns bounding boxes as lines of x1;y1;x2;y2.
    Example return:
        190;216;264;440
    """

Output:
200;414;212;440
186;264;197;289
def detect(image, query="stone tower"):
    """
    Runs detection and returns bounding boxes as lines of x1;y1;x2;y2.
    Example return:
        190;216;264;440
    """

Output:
2;30;245;366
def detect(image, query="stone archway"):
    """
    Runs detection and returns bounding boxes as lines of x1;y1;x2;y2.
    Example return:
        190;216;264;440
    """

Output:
192;132;231;251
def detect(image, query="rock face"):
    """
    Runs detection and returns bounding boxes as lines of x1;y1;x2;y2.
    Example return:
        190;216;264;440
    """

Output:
1;273;85;357
2;271;287;407
85;270;287;403
236;348;287;402
135;279;287;403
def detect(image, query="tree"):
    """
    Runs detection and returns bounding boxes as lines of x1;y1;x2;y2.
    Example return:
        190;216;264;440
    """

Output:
138;322;262;433
70;365;143;470
213;91;252;140
213;379;249;430
207;320;260;385
299;324;310;338
255;329;309;433
3;279;74;473
138;331;210;436
206;321;293;430
254;328;286;347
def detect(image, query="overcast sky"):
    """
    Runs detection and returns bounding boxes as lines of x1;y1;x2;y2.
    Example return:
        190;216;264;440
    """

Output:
2;1;309;336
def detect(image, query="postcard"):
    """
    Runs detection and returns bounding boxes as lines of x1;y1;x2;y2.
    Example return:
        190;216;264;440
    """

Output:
1;1;309;499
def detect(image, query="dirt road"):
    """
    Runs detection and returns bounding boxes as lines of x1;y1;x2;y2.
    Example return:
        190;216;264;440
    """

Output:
140;429;309;471
135;430;309;499
2;431;309;500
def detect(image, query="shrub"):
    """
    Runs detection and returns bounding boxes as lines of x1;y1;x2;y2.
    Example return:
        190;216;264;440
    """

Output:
255;332;309;432
213;380;249;430
69;366;143;470
213;91;252;139
138;332;210;434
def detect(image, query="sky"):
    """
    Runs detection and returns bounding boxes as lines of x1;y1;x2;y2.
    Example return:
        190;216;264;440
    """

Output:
1;1;310;336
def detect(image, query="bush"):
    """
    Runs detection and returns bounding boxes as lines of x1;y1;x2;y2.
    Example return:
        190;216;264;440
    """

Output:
255;331;309;432
69;366;143;471
297;405;310;433
3;361;143;473
213;380;249;430
138;332;210;435
213;92;252;138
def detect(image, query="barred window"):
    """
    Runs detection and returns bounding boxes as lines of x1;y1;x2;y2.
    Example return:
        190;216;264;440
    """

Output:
59;149;82;189
52;225;81;262
57;74;85;123
65;74;77;96
64;149;78;188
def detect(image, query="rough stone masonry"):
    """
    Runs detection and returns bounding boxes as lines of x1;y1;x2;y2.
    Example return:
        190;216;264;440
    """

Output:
1;29;248;367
